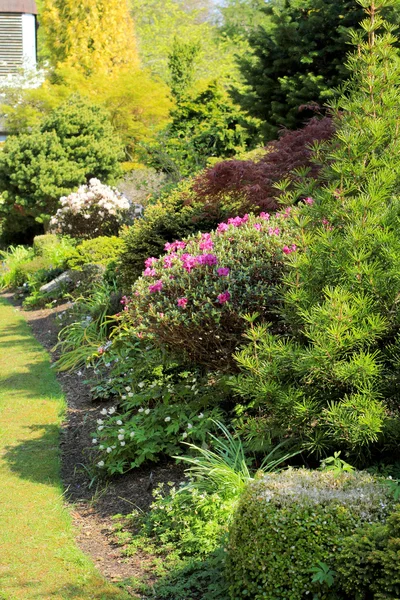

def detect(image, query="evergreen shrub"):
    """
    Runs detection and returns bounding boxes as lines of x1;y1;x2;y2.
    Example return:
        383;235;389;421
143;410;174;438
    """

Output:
67;236;124;269
116;180;217;291
128;209;298;369
231;0;400;460
337;505;400;599
0;96;124;235
227;469;393;600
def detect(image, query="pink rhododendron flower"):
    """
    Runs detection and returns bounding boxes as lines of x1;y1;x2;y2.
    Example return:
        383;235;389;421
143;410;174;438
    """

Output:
149;280;163;293
200;240;214;251
120;296;129;305
260;212;270;221
305;197;314;205
198;254;218;266
143;267;157;277
165;240;187;252
163;254;177;269
199;233;214;251
145;257;158;268
253;223;262;231
282;244;297;255
268;227;281;236
227;214;249;228
217;222;229;233
217;291;231;304
217;267;230;276
181;254;199;272
177;297;188;307
283;207;292;219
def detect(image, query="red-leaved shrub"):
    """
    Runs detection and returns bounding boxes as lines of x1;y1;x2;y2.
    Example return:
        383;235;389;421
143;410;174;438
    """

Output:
192;117;334;215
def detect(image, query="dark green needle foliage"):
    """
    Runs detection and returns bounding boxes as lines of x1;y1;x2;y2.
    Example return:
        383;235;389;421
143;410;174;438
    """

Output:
235;0;400;140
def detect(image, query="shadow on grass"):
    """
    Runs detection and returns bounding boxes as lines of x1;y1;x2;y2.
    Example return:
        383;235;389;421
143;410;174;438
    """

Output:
0;358;62;401
2;424;62;485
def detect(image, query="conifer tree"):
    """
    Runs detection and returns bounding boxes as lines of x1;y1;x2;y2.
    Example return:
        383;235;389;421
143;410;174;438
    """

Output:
233;0;400;463
41;0;139;75
235;0;400;140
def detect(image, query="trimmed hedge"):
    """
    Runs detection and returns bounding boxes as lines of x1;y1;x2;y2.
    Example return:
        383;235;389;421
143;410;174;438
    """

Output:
227;469;393;600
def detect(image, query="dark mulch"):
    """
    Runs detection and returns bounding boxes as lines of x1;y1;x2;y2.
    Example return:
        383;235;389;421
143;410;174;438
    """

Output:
2;292;184;587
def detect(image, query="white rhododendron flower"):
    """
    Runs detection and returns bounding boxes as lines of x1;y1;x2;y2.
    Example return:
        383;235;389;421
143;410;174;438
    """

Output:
49;178;142;238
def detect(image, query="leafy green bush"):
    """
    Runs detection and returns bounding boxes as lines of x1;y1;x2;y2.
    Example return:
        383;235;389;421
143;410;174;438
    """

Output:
33;234;64;256
128;210;297;369
227;469;393;600
54;281;121;371
116;179;217;290
67;236;124;269
334;498;400;599
0;95;123;236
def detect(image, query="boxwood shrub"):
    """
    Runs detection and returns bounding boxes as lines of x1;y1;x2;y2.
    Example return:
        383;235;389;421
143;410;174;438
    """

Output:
67;236;124;269
227;469;393;600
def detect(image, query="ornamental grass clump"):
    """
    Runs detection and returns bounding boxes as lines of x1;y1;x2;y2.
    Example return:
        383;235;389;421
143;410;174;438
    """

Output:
50;178;136;239
127;209;300;369
227;469;394;600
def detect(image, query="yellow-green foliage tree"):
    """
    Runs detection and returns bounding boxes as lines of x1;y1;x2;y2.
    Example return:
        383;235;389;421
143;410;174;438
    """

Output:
2;0;173;155
41;0;139;75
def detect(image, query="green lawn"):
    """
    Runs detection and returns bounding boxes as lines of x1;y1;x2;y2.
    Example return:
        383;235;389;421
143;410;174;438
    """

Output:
0;297;129;600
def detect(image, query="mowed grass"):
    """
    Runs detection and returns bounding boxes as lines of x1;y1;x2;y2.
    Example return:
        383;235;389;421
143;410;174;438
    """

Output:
0;297;129;600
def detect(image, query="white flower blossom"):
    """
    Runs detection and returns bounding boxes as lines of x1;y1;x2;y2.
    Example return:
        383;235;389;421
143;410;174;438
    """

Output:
97;461;105;467
187;423;193;429
97;425;104;431
108;407;116;414
145;408;150;415
97;419;103;425
100;408;108;416
116;420;123;426
138;408;144;413
92;439;97;444
118;434;125;441
106;447;112;453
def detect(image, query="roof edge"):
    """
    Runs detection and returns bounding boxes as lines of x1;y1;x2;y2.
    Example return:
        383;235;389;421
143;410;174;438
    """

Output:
0;0;38;15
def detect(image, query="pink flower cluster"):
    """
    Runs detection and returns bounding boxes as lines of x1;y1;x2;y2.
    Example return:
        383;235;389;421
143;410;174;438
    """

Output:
177;297;188;308
268;227;281;237
144;267;157;277
145;257;158;268
149;280;163;293
165;240;187;253
217;291;231;304
199;233;214;252
282;244;297;255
